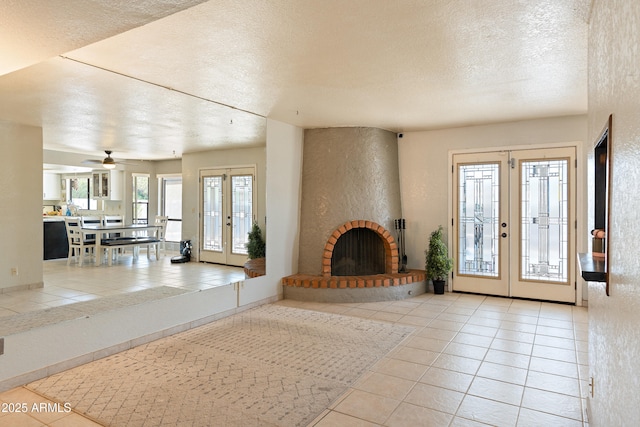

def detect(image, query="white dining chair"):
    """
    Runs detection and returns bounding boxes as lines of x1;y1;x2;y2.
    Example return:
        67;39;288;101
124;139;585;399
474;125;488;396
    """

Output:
103;215;126;261
103;214;124;225
154;215;169;256
103;215;125;236
80;216;103;257
80;215;102;238
64;217;96;266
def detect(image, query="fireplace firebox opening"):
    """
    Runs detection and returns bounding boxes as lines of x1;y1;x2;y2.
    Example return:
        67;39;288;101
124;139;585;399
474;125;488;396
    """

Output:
322;220;399;277
331;228;385;276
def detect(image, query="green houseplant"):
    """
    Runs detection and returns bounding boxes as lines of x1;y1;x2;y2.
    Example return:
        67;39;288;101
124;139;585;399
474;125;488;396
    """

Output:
246;222;266;259
425;225;453;294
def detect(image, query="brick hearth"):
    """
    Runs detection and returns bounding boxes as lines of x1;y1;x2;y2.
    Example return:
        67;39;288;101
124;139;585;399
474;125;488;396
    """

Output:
282;269;425;289
283;219;425;299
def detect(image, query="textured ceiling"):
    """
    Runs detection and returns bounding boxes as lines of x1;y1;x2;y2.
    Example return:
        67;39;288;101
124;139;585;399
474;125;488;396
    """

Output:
0;0;208;76
0;0;590;160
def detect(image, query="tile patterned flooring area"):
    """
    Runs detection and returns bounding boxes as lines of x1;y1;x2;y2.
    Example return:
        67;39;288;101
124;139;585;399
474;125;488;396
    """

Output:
0;255;589;426
0;254;245;317
298;296;589;427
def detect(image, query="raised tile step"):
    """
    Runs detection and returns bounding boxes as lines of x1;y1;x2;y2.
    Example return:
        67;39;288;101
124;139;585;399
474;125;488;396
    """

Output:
282;269;425;289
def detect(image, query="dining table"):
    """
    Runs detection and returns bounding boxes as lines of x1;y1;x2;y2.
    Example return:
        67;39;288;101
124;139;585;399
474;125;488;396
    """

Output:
81;223;160;266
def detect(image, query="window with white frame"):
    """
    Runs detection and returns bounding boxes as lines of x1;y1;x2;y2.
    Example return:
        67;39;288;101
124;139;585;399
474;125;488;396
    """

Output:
67;176;97;210
132;174;149;224
159;175;182;242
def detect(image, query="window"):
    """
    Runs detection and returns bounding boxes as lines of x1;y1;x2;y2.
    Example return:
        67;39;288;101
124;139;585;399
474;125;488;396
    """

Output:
68;177;96;210
160;176;182;242
132;174;149;224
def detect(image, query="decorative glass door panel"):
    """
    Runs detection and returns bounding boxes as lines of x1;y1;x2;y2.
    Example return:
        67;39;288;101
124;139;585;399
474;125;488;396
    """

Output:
200;167;255;266
453;152;509;296
519;159;568;283
230;174;253;255
226;171;255;266
458;162;500;277
202;175;223;252
453;148;575;303
510;148;575;302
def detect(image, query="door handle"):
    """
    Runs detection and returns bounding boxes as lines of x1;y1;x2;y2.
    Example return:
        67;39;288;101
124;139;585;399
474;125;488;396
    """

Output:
501;233;507;238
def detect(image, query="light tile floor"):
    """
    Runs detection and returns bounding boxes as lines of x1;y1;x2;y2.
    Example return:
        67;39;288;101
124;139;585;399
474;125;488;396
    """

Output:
0;256;589;426
0;253;245;317
286;295;589;427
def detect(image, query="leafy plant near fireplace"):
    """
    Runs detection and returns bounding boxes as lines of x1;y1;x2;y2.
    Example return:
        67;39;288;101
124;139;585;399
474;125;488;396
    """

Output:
425;225;453;294
246;222;266;259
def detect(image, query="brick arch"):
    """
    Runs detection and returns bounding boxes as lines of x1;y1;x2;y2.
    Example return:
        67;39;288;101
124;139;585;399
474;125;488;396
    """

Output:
321;220;399;277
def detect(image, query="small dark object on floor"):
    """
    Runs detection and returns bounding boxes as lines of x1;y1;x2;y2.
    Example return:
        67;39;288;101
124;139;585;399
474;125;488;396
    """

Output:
171;240;192;264
433;279;446;294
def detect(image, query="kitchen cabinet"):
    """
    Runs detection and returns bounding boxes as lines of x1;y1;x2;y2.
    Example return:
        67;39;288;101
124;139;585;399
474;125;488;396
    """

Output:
43;218;68;259
43;172;61;200
92;170;123;200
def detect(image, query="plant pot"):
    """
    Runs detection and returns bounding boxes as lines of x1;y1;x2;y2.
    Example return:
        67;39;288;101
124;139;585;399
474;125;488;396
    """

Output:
433;279;446;295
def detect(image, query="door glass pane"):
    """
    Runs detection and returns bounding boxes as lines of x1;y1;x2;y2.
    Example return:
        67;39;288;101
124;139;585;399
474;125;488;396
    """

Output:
92;174;100;198
203;176;223;251
133;175;149;224
101;173;109;197
163;178;182;242
520;159;568;283
231;174;253;255
458;163;500;277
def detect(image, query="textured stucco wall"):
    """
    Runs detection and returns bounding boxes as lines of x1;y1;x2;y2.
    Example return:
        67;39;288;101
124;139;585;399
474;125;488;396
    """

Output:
298;127;401;274
1;121;43;290
588;1;640;425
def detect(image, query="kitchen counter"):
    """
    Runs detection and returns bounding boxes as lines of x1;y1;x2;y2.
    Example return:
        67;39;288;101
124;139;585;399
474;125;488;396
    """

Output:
577;253;606;282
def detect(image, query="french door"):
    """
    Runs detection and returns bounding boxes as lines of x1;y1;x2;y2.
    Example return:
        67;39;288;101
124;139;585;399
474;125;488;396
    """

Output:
452;147;576;303
200;167;255;266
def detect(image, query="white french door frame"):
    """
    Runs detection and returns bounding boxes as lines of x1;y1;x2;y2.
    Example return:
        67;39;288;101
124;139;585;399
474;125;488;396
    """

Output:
448;142;587;305
199;165;256;267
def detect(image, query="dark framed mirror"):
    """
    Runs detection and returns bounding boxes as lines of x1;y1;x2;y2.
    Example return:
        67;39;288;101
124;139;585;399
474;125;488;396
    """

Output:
594;116;611;234
592;114;612;294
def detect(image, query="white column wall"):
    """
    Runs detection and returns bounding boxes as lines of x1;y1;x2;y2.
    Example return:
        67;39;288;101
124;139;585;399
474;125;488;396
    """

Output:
0;121;43;291
587;1;640;425
239;119;304;305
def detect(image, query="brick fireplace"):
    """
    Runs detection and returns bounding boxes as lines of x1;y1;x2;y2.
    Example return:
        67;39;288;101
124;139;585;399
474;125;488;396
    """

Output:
283;219;425;297
322;220;398;277
282;127;425;302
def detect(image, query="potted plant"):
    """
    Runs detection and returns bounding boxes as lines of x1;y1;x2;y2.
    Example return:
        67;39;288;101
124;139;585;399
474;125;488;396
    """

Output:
246;222;266;259
425;225;453;294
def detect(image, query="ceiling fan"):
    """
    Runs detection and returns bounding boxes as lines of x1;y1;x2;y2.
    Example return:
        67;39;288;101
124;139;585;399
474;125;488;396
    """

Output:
82;150;137;169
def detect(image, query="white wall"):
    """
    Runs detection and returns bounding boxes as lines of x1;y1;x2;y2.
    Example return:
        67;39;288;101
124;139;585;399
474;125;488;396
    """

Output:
587;1;640;425
181;146;267;261
240;119;304;304
399;116;588;269
0;121;43;291
398;115;588;297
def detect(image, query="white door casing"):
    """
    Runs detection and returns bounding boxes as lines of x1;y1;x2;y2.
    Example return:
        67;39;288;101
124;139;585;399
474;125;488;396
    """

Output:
452;147;576;303
200;167;255;267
